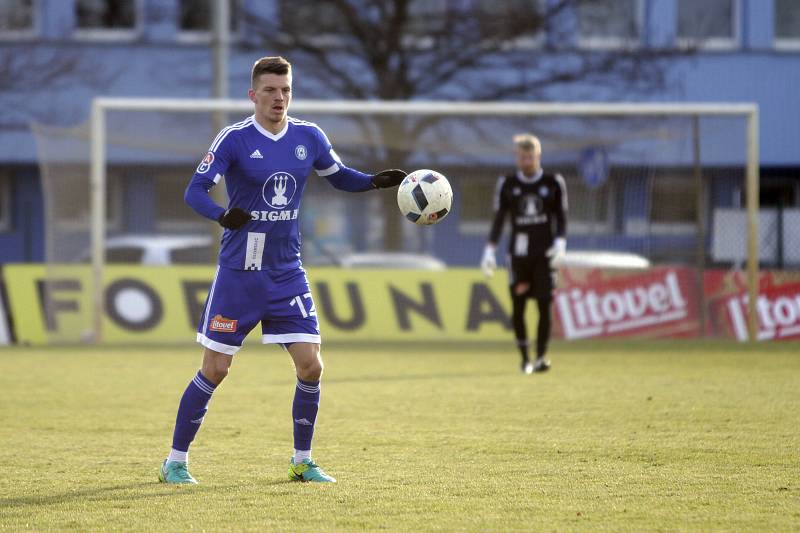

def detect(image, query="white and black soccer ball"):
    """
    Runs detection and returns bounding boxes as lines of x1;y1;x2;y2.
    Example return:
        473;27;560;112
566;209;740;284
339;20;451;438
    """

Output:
396;169;453;225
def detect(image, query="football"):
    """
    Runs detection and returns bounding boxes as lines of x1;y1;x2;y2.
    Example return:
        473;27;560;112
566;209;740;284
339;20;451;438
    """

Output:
396;169;453;225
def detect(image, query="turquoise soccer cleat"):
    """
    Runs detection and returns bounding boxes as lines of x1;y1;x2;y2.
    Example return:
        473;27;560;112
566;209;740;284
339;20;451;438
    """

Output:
288;458;337;483
159;459;198;484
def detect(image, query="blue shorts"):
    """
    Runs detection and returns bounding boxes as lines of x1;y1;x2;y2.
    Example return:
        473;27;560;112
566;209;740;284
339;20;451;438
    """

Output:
196;265;320;355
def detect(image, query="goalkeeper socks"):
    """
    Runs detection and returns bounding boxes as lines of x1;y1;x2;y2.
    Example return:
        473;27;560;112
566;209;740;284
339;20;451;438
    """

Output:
292;378;320;452
517;340;530;363
171;370;217;453
511;292;529;361
536;298;552;359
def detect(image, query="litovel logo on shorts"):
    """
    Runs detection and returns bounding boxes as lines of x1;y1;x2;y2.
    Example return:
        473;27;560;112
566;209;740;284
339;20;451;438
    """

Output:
209;314;237;333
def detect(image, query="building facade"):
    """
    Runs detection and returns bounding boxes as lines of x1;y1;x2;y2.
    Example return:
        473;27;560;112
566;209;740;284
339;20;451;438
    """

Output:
0;0;798;266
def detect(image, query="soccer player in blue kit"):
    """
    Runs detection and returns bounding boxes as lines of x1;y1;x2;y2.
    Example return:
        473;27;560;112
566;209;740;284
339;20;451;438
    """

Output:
159;56;406;484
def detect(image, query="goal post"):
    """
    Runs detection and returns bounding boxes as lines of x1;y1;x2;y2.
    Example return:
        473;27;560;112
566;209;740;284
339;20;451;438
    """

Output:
86;97;760;342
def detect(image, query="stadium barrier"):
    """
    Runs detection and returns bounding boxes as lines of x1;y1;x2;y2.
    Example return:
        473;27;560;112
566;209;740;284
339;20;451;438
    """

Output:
2;265;799;345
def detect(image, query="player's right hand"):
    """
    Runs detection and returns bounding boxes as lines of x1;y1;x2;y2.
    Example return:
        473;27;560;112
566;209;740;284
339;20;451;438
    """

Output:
481;244;496;278
218;207;251;230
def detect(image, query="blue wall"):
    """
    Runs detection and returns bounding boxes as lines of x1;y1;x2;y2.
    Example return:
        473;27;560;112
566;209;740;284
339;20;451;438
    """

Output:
0;0;798;264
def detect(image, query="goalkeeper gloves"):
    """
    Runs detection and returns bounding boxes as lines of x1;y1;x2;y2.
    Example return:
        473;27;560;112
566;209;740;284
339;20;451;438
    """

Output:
371;169;407;189
217;207;251;230
480;244;497;278
546;237;567;262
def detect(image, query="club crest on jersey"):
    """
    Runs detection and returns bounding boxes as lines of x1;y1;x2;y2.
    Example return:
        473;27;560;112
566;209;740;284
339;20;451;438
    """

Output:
523;195;543;215
539;186;549;196
262;171;297;209
295;145;307;160
209;314;237;333
197;152;214;174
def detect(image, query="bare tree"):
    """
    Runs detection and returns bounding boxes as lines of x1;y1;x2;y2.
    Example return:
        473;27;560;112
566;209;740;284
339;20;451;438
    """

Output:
0;48;116;130
240;0;689;249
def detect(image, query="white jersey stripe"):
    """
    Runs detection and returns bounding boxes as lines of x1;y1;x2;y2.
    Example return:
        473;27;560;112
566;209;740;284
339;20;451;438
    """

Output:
207;117;251;150
200;266;221;337
316;162;340;177
209;117;254;152
208;116;252;149
493;175;506;212
555;173;569;210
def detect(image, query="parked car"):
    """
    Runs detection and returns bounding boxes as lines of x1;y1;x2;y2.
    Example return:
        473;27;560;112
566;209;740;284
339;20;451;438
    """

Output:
76;234;214;265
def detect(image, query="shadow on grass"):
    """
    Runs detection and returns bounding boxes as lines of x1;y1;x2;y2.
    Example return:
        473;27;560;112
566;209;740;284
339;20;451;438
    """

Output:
0;478;291;509
0;481;232;509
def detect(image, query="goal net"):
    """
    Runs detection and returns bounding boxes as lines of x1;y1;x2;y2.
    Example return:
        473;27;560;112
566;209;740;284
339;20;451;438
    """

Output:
32;99;760;343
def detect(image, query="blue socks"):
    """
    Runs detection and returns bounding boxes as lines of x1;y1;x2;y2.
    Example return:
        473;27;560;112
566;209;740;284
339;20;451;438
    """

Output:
169;372;320;461
292;378;320;453
171;371;216;454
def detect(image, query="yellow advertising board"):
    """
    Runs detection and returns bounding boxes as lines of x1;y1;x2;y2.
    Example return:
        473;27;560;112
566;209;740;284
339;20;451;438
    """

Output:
2;265;532;345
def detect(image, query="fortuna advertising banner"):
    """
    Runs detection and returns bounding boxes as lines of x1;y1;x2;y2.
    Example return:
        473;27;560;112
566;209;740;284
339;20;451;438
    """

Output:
3;265;799;345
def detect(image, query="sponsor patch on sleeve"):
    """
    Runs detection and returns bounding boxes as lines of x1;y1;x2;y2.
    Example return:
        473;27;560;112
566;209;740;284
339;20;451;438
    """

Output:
209;314;237;333
197;152;215;174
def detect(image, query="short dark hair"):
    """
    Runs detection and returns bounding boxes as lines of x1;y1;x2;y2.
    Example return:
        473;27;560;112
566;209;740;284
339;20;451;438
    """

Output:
251;56;291;87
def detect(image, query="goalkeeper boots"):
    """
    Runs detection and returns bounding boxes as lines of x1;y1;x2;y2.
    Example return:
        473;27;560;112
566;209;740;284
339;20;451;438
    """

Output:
521;360;534;374
159;459;198;484
533;357;551;373
288;458;337;483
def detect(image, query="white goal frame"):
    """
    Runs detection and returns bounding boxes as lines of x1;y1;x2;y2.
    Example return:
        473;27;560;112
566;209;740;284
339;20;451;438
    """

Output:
89;98;760;341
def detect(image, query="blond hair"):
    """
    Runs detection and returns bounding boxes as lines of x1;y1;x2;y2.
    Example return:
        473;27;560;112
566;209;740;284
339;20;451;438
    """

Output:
513;133;541;154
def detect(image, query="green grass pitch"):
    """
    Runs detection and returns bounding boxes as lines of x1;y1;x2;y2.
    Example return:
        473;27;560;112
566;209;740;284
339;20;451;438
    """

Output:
0;340;798;532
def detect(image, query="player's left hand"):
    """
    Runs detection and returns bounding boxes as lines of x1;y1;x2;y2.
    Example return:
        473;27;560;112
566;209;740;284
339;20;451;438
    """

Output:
546;237;567;262
371;169;407;189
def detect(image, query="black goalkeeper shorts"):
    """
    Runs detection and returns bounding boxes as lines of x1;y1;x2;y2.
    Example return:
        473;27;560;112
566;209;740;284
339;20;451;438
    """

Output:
509;255;555;299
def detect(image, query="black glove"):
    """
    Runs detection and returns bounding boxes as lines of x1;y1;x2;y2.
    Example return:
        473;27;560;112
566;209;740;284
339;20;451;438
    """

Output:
371;169;407;189
217;207;251;230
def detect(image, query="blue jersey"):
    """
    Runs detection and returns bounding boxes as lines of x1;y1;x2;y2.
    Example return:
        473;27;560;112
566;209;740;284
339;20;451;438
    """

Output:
186;115;348;272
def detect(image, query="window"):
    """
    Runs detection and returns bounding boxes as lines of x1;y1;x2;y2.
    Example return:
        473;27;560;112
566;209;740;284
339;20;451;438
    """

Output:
154;171;206;229
474;0;544;48
562;173;613;234
50;166;121;230
178;0;239;41
677;0;738;50
577;0;642;49
74;0;139;39
405;0;447;38
106;246;145;263
170;245;214;264
0;172;10;232
649;171;696;233
775;0;800;50
457;167;503;234
279;0;349;45
0;0;36;38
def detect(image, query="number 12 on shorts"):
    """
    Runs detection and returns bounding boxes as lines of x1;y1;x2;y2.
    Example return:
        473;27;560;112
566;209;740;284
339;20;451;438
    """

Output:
289;293;317;318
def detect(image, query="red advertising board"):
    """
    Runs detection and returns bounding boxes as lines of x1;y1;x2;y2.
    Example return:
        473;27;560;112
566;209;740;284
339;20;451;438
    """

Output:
704;270;800;341
553;266;700;339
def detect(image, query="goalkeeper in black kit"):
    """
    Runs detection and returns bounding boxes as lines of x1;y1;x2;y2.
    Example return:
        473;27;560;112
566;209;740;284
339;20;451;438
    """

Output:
481;133;568;374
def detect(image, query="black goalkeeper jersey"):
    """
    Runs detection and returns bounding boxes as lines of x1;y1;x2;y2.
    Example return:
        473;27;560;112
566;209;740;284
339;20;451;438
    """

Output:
488;169;568;258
